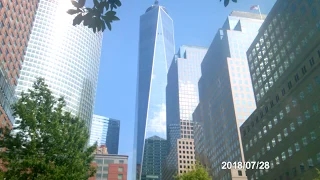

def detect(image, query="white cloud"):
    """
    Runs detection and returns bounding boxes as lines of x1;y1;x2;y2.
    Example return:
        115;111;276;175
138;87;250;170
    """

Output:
146;103;166;138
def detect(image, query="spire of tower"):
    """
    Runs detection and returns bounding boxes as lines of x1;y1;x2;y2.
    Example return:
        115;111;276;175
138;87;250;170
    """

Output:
154;0;159;5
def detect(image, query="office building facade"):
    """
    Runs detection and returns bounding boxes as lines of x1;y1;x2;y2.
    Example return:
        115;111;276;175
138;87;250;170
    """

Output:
163;46;207;179
90;115;120;154
133;0;175;179
15;0;102;129
240;0;320;179
141;136;167;180
193;11;265;180
0;0;39;126
90;154;128;180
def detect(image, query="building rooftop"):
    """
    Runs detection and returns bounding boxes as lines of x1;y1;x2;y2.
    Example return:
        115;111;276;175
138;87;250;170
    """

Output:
95;154;129;158
145;0;168;13
230;11;267;20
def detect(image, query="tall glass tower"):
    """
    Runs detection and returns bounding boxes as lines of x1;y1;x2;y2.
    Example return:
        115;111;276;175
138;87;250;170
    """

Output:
15;0;102;129
89;115;120;154
133;0;175;179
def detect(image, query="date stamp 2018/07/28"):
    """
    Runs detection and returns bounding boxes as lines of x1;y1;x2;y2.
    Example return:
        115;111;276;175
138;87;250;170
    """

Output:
221;161;270;170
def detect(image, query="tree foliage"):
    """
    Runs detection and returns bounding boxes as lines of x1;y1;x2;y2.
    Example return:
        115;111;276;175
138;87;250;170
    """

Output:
314;168;320;180
68;0;121;33
68;0;237;33
222;0;237;7
0;78;97;180
174;161;212;180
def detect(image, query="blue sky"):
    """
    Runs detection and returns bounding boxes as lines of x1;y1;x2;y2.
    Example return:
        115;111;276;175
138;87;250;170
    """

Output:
89;0;276;178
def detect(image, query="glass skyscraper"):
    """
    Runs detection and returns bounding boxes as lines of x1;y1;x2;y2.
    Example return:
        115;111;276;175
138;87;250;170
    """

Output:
89;115;120;155
133;1;175;179
163;46;207;179
15;0;102;129
193;11;265;180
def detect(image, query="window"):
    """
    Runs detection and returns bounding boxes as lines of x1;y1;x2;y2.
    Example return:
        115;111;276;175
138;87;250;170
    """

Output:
268;121;272;130
282;152;286;161
300;163;305;172
279;111;284;119
238;170;243;176
295;142;300;152
258;131;262;139
119;160;124;164
118;174;123;180
290;123;295;132
309;57;315;66
302;137;308;146
288;81;292;89
272;138;276;147
288;147;293;157
295;74;300;82
284;128;288;137
267;143;270;151
308;159;314;168
297;116;303;125
304;110;310;119
274;116;278;125
275;156;280;165
302;66;307;74
118;167;123;172
282;88;286;96
286;105;290;113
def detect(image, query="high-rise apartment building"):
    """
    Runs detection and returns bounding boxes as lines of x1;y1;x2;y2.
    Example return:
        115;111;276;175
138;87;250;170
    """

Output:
133;0;175;179
15;0;102;129
141;136;167;180
89;115;120;154
240;0;320;179
0;0;39;126
193;11;265;180
163;46;207;179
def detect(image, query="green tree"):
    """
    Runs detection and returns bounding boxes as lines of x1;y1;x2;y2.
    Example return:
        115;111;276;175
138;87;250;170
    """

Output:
174;161;212;180
0;78;97;180
68;0;121;32
314;168;320;180
68;0;236;33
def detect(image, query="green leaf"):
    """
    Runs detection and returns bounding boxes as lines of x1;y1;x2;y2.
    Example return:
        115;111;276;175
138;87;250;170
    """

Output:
72;14;83;26
0;78;97;179
106;21;111;31
115;0;122;7
103;2;110;11
106;10;116;17
78;0;86;7
112;16;120;21
66;9;81;15
224;0;230;7
71;0;81;8
93;0;99;7
101;20;106;32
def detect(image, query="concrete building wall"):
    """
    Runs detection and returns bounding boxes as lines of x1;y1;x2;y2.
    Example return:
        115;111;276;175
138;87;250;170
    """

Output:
193;11;264;180
0;0;39;125
240;0;320;179
177;139;195;175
